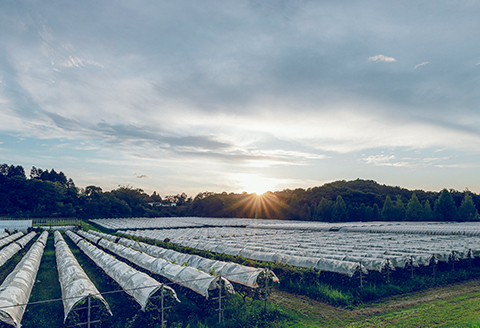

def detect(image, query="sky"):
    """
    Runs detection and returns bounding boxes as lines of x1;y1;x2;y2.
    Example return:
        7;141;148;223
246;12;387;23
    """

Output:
1;0;480;197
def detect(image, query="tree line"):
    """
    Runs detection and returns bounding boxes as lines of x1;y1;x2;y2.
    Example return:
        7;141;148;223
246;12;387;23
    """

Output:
0;164;479;221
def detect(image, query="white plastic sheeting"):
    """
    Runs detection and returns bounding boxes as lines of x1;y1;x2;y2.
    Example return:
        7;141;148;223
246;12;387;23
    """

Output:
0;232;36;268
54;231;112;322
0;232;24;249
0;221;32;233
14;232;36;248
89;217;284;231
121;226;479;275
0;232;9;240
77;230;102;244
88;233;235;298
88;230;119;243
248;221;480;237
0;231;48;328
65;230;179;310
115;236;277;288
122;229;368;277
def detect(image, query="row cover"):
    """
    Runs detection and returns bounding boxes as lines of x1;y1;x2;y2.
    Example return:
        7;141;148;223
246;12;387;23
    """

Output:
89;230;277;288
54;231;112;322
0;232;36;269
78;230;234;298
0;232;8;240
0;231;48;328
122;229;367;277
90;217;480;237
0;232;24;249
66;230;179;310
90;217;279;231
122;227;479;274
251;221;480;236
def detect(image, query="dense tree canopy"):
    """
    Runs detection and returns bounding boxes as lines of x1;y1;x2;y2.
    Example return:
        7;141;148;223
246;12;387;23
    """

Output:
1;164;479;222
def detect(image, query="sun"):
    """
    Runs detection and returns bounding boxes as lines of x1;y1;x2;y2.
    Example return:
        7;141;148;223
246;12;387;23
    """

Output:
234;173;277;195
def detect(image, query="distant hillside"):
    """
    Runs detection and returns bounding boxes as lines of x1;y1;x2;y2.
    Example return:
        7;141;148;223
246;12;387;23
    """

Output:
1;163;478;222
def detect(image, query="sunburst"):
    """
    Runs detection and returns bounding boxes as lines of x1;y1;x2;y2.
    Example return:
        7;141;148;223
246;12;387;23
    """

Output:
224;191;286;219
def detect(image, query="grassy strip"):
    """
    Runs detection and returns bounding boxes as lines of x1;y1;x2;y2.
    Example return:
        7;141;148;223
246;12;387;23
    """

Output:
270;278;480;327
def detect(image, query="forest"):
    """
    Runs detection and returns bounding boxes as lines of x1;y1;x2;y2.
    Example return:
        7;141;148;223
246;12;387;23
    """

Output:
0;163;479;222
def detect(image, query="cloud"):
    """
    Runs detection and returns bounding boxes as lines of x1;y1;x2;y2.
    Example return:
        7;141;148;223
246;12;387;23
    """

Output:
368;54;397;63
363;154;396;165
414;61;429;69
136;174;150;179
2;1;480;194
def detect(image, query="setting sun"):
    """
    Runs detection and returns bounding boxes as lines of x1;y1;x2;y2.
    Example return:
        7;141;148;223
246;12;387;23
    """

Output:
233;173;278;195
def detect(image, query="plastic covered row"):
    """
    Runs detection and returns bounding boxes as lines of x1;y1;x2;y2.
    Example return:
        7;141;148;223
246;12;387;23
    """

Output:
0;231;48;328
0;232;9;240
54;231;112;322
66;230;179;310
178;238;367;277
77;230;102;244
0;232;36;269
125;227;473;269
0;232;24;249
90;233;234;298
88;230;119;243
116;236;278;288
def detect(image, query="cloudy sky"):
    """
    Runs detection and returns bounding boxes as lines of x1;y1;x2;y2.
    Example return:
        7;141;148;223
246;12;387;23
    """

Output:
1;0;480;196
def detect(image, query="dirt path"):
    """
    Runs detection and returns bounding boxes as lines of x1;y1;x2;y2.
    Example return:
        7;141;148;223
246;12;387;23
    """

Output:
271;279;480;327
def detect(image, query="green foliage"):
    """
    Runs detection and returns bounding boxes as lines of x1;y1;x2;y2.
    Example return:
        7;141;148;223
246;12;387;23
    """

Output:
423;200;434;221
458;192;479;221
434;189;458;221
406;193;423;221
2;163;480;222
381;195;395;221
332;195;348;222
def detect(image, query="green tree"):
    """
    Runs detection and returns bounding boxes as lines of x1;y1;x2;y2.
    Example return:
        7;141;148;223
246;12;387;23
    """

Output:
424;200;434;221
381;195;395;221
394;195;406;221
434;189;457;221
406;193;424;221
332;195;348;222
458;192;479;221
372;204;382;221
318;197;334;222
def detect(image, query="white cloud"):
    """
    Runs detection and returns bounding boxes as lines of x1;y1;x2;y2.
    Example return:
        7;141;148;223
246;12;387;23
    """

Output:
363;154;395;165
368;54;397;63
58;55;104;68
414;61;429;69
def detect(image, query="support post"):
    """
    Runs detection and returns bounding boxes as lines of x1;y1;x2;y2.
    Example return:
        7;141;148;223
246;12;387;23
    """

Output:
359;262;363;288
451;251;455;272
264;272;269;313
161;285;165;328
386;259;390;284
87;296;91;328
432;256;436;279
218;277;223;325
410;256;414;279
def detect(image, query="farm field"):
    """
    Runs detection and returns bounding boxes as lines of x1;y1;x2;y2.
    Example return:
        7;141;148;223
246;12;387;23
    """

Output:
2;218;480;327
272;278;480;327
